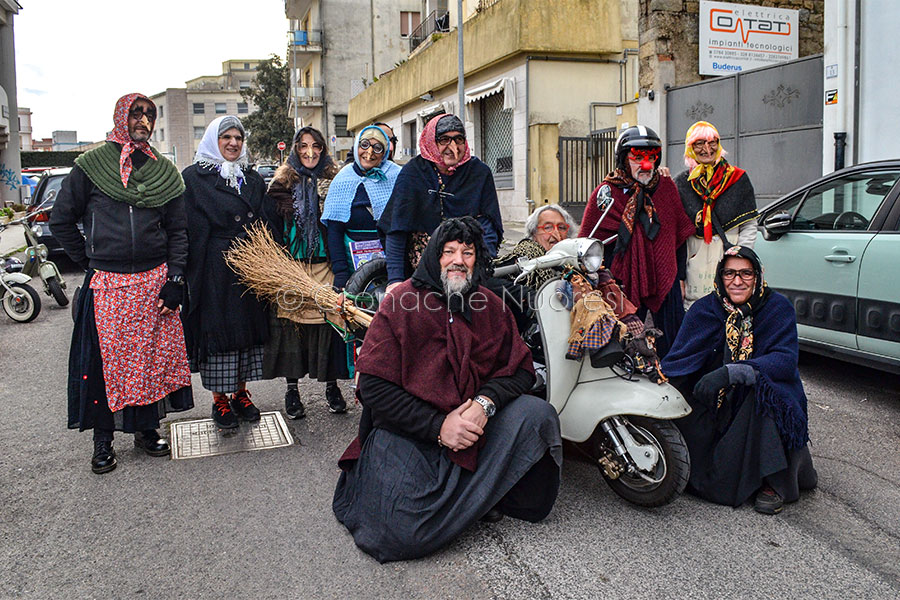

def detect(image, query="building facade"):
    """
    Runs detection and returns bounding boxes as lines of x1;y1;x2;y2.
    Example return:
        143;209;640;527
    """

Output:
285;0;423;162
0;0;22;206
17;106;31;151
150;60;261;171
347;0;640;221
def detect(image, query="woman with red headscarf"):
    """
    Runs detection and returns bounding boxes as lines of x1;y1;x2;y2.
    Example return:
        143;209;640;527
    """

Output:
675;121;758;310
377;114;504;291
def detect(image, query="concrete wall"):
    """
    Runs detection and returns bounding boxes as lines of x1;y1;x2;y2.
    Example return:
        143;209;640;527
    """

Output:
0;2;21;206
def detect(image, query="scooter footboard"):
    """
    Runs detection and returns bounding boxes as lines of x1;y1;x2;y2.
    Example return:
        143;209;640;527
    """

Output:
558;378;691;443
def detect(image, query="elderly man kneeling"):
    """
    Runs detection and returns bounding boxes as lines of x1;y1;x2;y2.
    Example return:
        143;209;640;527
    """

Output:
333;217;562;563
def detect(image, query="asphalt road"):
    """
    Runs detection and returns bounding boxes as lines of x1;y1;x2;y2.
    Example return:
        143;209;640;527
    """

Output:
1;259;899;599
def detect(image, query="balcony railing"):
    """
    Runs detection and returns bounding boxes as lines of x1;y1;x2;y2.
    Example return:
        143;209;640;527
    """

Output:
477;0;503;11
293;87;324;105
409;10;450;54
291;29;323;49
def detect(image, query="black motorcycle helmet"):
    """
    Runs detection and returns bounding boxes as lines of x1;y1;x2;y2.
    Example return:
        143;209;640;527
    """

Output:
615;125;662;172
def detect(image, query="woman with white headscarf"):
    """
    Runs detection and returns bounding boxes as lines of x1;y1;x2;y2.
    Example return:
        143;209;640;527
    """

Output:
182;116;273;430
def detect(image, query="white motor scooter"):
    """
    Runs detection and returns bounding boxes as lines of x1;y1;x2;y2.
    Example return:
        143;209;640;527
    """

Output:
493;237;692;507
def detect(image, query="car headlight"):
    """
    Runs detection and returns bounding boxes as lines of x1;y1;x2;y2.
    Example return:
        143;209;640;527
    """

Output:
577;239;604;273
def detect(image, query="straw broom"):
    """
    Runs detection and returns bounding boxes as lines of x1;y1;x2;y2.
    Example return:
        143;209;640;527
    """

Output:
224;221;372;328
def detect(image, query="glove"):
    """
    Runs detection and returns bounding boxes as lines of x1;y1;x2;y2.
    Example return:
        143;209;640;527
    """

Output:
159;280;184;310
692;366;731;406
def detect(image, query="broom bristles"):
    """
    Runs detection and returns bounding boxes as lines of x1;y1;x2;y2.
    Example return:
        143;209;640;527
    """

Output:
225;222;371;327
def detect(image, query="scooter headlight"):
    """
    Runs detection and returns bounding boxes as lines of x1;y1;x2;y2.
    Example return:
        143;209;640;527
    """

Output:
31;224;42;237
39;247;48;260
577;239;604;273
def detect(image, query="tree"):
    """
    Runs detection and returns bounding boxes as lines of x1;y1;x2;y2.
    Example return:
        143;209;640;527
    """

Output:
241;55;294;162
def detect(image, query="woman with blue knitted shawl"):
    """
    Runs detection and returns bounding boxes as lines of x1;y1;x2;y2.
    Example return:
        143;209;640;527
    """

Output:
661;246;817;515
322;125;400;289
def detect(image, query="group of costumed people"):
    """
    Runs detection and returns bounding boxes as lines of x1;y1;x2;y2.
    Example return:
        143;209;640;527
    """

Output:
49;92;816;563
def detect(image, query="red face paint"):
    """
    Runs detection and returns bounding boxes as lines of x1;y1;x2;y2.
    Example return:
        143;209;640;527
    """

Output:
628;148;660;172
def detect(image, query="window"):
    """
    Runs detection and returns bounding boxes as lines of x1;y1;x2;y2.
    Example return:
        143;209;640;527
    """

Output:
480;93;514;188
193;103;204;115
789;170;900;232
244;62;250;70
334;114;350;138
215;102;227;114
158;105;164;118
237;102;249;114
404;121;417;157
400;11;421;37
194;126;205;139
239;80;251;89
158;129;164;142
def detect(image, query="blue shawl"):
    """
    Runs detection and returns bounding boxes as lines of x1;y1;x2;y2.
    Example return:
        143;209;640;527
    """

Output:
661;292;809;450
322;161;400;224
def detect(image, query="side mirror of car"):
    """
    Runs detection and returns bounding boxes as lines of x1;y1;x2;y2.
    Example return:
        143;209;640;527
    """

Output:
762;211;792;240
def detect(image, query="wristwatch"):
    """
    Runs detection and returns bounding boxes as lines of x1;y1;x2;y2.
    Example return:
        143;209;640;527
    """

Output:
472;395;496;418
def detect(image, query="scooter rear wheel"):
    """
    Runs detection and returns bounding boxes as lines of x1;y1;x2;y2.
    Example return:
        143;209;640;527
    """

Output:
599;416;690;507
47;275;69;307
2;283;41;323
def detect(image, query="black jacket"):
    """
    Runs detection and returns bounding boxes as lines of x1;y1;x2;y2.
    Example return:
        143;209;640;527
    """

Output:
181;163;274;361
49;157;188;276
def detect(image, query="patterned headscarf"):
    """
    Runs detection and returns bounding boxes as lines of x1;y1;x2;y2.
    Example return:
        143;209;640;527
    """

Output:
106;93;157;188
684;121;744;244
418;114;471;174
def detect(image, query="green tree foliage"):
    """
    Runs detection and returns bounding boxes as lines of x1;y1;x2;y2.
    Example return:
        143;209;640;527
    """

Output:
241;55;294;161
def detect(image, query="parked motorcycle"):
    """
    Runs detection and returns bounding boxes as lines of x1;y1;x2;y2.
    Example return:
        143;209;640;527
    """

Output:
16;208;68;307
345;238;692;507
0;223;41;323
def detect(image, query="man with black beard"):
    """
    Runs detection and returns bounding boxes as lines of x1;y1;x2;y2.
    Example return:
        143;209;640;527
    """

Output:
332;217;562;563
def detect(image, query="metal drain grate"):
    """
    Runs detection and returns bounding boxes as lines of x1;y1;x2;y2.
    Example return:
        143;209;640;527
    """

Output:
169;411;294;460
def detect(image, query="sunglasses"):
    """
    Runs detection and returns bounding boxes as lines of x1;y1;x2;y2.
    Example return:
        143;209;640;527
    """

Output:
359;139;385;155
436;134;467;147
721;268;755;281
538;223;570;234
129;106;157;121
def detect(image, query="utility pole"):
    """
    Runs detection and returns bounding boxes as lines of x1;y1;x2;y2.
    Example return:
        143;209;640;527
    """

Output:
457;0;465;120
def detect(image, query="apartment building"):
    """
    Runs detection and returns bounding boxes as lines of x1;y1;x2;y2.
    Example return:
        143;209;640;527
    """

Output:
348;0;639;221
285;0;422;162
150;60;261;170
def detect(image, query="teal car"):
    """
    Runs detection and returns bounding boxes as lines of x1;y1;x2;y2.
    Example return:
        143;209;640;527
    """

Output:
755;160;900;374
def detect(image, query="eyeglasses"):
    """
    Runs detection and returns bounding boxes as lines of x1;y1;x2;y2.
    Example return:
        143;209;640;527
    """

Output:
436;134;467;147
538;223;570;234
359;139;385;155
129;106;157;121
722;268;756;281
692;140;719;151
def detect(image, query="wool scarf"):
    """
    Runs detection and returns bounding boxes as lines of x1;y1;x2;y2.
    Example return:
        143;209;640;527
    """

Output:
688;159;746;244
75;141;185;208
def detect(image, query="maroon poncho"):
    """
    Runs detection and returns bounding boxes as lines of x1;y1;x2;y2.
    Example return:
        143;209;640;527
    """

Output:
339;280;534;471
579;176;694;313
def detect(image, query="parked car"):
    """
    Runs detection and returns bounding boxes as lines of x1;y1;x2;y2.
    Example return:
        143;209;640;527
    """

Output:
25;167;73;256
254;163;277;186
755;160;900;374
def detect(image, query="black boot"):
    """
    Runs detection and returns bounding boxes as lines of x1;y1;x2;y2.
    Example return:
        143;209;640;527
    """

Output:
134;429;171;457
325;382;346;414
91;440;117;474
284;387;305;419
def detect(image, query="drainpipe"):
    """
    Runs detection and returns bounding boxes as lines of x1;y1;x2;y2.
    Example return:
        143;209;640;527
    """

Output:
834;0;849;171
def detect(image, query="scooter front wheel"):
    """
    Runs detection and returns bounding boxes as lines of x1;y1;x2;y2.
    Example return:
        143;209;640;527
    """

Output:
2;283;42;323
47;275;69;307
598;416;690;507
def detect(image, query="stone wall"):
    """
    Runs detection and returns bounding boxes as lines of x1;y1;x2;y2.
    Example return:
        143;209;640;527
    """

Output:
639;0;824;91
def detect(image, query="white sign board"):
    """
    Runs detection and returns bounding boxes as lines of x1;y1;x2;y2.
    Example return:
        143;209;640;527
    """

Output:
699;1;798;76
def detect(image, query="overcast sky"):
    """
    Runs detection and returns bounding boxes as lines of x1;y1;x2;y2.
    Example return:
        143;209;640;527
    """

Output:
14;1;287;142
